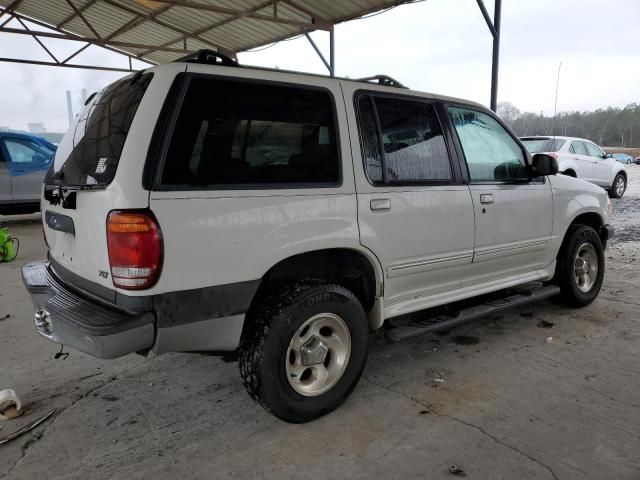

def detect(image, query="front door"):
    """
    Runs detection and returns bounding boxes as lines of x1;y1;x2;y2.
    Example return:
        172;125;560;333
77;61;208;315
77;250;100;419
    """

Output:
1;137;52;203
0;148;10;206
584;141;613;187
344;86;475;310
446;106;554;287
568;141;593;181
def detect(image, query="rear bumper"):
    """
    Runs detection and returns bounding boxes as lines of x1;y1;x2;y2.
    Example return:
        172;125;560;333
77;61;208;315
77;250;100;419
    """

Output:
22;262;154;359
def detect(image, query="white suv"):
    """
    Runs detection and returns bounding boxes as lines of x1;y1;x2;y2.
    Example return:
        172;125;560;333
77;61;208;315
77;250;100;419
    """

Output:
520;136;628;198
23;51;613;423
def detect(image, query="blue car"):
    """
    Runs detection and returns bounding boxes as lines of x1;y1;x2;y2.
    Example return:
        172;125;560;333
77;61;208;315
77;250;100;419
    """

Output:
0;130;57;214
612;153;634;164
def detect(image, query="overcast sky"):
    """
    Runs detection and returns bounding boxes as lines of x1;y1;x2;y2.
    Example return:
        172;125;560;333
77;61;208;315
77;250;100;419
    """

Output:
0;0;638;132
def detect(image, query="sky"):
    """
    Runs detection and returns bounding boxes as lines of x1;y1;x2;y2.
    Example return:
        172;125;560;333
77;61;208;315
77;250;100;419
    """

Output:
0;0;638;133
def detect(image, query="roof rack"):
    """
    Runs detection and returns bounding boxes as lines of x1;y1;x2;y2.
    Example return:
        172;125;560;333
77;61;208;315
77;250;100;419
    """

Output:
175;49;238;67
355;75;408;89
173;50;408;90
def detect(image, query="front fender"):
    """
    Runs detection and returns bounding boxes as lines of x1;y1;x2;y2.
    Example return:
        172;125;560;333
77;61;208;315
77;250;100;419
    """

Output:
549;174;609;253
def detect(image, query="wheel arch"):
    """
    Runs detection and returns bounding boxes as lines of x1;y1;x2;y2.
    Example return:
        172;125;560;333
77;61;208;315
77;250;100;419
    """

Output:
246;247;385;331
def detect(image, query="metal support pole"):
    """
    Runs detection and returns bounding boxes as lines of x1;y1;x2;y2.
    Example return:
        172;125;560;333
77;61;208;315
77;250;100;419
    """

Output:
303;30;331;74
490;0;502;112
329;27;335;77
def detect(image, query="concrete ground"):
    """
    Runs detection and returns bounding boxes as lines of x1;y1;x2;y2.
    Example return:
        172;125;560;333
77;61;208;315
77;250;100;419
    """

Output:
1;169;640;480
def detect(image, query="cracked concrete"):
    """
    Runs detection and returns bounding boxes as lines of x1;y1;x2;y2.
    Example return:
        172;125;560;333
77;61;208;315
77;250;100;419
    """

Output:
1;167;640;479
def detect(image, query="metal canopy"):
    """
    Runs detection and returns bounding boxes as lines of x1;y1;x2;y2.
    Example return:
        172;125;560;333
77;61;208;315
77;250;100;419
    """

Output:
0;1;415;67
0;0;503;109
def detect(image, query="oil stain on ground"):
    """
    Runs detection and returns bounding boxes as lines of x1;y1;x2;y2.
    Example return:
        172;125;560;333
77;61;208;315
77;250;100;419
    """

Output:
452;335;480;345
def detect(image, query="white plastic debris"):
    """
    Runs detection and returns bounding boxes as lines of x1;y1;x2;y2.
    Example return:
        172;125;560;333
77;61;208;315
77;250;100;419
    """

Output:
0;389;22;420
545;337;553;344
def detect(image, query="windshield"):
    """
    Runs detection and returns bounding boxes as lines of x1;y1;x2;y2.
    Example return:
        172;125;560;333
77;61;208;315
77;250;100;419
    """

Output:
521;137;566;153
46;72;153;187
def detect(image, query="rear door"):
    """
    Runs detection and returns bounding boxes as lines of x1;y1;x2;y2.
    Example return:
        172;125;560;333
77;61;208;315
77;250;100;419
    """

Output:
1;137;51;203
446;105;553;287
568;141;593;181
344;86;475;311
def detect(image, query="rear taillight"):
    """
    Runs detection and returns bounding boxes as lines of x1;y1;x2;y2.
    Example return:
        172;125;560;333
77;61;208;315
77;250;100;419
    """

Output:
106;210;163;290
544;152;559;160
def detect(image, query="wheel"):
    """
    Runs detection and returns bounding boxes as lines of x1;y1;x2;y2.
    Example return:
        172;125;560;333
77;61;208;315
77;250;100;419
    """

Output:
238;280;369;423
553;225;605;307
609;173;626;198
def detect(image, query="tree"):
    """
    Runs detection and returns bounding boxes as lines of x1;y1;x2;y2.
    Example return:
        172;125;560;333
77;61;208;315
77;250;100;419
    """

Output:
497;101;521;126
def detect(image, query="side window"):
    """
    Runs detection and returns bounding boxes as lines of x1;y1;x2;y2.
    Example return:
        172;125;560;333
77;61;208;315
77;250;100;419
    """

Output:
355;94;453;183
585;142;604;158
571;141;588;155
161;77;339;187
4;139;37;163
448;107;527;182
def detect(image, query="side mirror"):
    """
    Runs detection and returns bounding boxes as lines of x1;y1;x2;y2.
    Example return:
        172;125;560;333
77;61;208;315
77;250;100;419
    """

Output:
531;153;559;176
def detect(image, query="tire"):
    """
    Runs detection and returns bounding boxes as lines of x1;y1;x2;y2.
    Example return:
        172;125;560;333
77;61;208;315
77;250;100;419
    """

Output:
553;225;605;307
609;173;626;198
238;280;369;423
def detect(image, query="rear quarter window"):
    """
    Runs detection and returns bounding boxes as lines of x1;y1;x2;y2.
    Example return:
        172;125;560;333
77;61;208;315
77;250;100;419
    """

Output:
47;72;153;186
159;76;340;189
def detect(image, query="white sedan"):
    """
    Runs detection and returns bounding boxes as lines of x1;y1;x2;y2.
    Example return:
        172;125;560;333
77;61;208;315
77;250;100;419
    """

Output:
520;136;628;198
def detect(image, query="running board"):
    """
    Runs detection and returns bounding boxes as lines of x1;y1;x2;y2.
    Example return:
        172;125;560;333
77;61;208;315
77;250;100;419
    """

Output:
385;284;561;343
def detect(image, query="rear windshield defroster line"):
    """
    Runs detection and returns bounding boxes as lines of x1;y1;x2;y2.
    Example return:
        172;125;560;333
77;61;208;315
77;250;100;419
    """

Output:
46;72;153;187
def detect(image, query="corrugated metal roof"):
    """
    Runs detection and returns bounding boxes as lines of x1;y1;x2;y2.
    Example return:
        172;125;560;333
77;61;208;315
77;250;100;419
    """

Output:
0;0;416;66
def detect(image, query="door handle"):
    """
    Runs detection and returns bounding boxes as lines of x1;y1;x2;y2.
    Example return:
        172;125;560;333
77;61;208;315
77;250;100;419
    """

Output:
370;198;391;211
480;194;494;205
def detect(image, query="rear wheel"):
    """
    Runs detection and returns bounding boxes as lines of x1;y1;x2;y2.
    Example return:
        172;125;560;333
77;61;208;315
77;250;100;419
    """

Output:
553;225;605;307
609;173;626;198
239;280;369;423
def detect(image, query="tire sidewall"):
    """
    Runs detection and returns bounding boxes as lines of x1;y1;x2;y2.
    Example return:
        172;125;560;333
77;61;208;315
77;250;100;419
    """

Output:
258;285;368;422
611;173;626;198
558;226;605;306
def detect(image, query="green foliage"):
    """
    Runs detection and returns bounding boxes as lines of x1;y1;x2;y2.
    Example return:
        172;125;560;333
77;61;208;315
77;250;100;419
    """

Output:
499;102;640;148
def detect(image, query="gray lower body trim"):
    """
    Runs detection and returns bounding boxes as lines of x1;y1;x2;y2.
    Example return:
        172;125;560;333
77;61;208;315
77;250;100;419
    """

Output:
153;314;245;353
25;260;261;356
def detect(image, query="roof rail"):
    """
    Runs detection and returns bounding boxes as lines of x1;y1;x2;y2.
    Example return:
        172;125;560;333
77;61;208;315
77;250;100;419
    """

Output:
175;49;238;67
355;75;408;89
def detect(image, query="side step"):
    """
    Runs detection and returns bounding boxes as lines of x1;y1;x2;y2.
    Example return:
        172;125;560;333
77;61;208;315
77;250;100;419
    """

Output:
385;284;561;342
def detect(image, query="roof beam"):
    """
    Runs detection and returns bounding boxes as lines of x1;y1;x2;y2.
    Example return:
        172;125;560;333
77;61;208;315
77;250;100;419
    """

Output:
63;0;101;39
101;0;232;54
279;0;332;30
149;0;332;30
136;0;276;58
102;4;172;42
0;56;136;72
57;0;98;28
0;26;191;53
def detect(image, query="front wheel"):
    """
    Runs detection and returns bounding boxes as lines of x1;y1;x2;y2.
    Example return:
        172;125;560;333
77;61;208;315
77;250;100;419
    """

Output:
553;225;605;307
239;281;369;423
609;173;626;198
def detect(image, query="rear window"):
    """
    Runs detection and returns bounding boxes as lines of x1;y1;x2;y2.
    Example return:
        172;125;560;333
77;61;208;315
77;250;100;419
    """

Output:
521;137;566;153
159;77;339;188
46;72;153;187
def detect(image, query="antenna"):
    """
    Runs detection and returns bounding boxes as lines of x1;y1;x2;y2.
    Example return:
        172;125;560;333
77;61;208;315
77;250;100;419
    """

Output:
552;62;562;140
